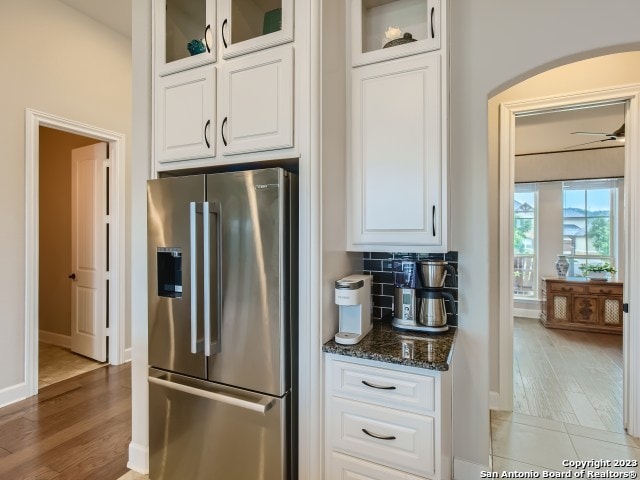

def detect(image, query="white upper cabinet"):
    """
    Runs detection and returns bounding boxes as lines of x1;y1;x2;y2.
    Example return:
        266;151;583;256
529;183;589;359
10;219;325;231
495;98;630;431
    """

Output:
348;53;445;251
155;65;216;163
350;0;440;67
218;45;293;155
219;0;293;59
154;0;217;76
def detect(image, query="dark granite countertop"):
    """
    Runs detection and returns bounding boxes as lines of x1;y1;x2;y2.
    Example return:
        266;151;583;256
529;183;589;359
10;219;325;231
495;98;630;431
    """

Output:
322;319;456;371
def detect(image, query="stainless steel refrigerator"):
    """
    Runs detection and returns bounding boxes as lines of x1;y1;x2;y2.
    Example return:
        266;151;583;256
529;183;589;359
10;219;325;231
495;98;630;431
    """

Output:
147;168;297;479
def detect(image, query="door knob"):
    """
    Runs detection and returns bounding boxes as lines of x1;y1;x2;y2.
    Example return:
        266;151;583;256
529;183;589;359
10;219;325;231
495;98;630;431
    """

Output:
68;273;76;280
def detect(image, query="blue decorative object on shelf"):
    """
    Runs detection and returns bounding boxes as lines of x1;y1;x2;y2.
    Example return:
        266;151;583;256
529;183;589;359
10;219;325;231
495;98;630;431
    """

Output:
187;39;206;56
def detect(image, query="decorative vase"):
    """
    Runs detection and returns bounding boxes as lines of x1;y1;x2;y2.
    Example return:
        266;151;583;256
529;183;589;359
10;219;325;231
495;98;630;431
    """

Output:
555;255;569;278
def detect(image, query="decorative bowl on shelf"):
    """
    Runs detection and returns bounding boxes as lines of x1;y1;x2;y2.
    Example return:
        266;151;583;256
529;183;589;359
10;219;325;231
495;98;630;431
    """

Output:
383;32;417;49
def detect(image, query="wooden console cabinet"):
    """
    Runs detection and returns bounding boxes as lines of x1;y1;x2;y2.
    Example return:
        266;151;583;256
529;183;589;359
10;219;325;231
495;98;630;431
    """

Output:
540;277;623;334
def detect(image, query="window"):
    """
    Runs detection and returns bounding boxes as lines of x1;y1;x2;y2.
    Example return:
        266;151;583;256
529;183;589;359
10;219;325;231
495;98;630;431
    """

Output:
514;184;537;297
562;179;619;276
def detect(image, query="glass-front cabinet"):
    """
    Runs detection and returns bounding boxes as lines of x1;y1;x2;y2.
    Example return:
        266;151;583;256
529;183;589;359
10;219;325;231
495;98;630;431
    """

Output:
219;0;293;59
155;0;216;75
350;0;440;67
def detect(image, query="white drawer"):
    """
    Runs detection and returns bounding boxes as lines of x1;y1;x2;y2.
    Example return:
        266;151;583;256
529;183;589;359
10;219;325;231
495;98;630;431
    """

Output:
330;397;435;478
329;451;426;480
329;358;435;414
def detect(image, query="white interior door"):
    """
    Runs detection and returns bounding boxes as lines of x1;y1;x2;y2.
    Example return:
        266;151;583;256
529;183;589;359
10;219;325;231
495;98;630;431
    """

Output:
70;142;107;362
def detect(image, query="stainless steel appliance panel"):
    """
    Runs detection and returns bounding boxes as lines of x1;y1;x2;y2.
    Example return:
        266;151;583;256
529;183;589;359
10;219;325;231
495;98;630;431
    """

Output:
149;368;289;480
206;168;289;396
148;176;207;378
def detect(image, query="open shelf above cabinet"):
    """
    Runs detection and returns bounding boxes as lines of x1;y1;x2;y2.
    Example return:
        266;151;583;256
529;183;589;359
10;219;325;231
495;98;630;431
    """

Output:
350;0;440;67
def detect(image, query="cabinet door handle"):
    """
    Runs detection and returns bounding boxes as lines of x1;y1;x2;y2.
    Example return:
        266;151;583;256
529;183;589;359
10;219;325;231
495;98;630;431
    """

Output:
221;117;228;146
362;380;396;390
362;429;396;441
432;205;436;236
221;19;228;48
204;119;211;148
204;24;212;52
431;7;435;38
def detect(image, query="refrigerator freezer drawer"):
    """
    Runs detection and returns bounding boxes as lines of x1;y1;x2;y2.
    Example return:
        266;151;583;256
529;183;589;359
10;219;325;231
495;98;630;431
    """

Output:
149;368;290;480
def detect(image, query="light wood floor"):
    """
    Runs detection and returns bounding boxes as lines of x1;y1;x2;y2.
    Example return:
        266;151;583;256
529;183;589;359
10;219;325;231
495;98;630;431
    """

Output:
39;343;106;389
0;364;131;479
514;316;624;433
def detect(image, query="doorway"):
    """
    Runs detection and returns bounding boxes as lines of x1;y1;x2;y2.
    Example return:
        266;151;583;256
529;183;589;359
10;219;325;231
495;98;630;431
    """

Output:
25;109;127;397
38;127;109;388
497;85;640;438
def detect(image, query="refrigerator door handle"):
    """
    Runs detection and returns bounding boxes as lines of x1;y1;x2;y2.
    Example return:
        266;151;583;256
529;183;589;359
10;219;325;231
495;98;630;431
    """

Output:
148;375;274;414
203;202;211;357
189;201;198;354
205;200;222;356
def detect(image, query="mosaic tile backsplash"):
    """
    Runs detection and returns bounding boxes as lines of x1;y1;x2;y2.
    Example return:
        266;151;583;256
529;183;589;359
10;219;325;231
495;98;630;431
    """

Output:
363;251;458;326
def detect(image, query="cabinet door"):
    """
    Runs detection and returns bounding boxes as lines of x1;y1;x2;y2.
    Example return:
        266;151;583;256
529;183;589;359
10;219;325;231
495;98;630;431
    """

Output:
154;0;216;76
155;65;216;163
549;292;572;323
219;0;293;59
349;54;442;249
218;45;293;156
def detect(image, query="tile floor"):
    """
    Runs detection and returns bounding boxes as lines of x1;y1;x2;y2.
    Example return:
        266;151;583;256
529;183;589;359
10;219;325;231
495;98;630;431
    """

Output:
491;410;640;475
39;342;106;388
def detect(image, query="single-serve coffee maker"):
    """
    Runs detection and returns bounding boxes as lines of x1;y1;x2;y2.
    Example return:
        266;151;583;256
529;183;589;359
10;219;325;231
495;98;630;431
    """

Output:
392;260;456;333
334;274;372;344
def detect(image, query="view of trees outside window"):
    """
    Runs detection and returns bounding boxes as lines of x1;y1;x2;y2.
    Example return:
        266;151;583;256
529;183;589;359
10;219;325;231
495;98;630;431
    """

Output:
562;179;617;276
514;185;536;297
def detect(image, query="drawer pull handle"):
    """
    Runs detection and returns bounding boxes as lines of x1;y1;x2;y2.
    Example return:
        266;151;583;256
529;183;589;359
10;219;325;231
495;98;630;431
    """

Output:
362;380;396;390
362;428;396;441
600;289;612;293
561;287;571;292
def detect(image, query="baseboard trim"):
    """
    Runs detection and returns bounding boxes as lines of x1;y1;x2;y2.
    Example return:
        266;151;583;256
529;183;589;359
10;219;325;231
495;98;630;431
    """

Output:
127;442;149;474
513;308;540;319
39;330;71;348
124;348;132;363
0;382;29;409
454;457;491;480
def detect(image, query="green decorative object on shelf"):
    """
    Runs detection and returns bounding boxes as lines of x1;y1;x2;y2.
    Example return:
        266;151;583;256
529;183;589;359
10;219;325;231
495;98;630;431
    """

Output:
263;8;282;35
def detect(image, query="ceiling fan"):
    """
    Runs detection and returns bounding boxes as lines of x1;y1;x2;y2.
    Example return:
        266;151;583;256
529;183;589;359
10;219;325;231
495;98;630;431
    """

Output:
565;123;625;149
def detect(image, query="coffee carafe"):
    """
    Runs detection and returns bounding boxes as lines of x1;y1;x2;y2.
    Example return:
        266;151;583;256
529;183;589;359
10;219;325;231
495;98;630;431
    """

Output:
393;259;456;333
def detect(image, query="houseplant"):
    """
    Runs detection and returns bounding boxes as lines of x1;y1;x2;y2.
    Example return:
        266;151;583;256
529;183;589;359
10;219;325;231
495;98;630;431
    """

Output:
579;262;617;280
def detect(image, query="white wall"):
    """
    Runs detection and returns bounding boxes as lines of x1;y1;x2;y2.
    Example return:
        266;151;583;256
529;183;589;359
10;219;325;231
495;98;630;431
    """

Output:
0;0;131;402
449;1;640;473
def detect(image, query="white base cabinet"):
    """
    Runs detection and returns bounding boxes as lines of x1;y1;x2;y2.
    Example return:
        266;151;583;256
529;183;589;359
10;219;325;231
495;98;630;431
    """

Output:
325;354;452;479
155;64;216;164
348;53;446;252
